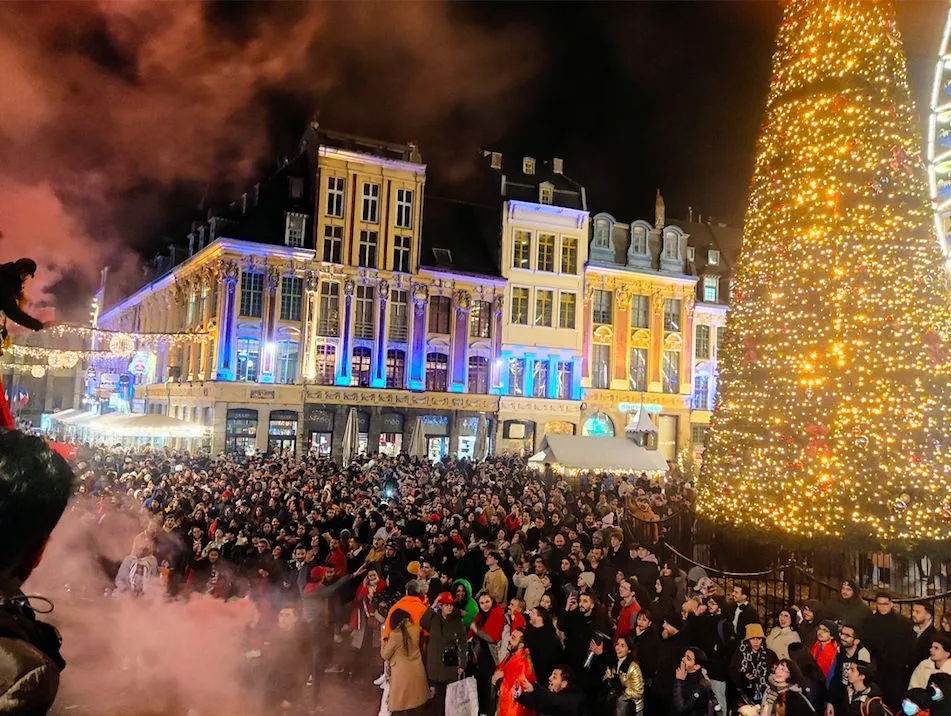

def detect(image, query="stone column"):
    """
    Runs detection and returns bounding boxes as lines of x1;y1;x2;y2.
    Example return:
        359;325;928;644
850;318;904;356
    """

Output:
449;289;470;392
490;295;504;393
649;293;665;391
581;286;593;387
408;283;428;391
300;271;320;381
335;278;355;386
681;295;695;395
612;286;631;389
547;354;559;400
215;261;240;380
258;266;280;383
372;280;389;388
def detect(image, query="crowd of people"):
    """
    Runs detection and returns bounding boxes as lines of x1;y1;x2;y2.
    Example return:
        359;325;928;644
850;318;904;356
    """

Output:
46;445;951;715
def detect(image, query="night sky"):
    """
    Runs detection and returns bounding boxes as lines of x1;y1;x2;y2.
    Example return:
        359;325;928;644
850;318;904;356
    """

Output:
0;1;944;314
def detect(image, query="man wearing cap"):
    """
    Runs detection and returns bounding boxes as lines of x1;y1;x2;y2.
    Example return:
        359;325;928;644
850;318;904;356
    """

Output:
421;592;468;716
811;620;841;689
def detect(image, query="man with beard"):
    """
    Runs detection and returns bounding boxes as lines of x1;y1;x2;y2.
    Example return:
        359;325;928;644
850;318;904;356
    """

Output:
524;605;564;684
492;627;537;716
862;592;914;711
515;665;586;716
561;589;613;700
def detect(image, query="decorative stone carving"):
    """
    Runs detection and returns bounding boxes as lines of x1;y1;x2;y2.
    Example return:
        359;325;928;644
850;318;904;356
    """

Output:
379;279;390;299
454;289;471;313
615;286;632;311
222;260;240;285
265;266;280;292
304;270;319;294
493;294;504;317
412;283;428;315
344;278;355;297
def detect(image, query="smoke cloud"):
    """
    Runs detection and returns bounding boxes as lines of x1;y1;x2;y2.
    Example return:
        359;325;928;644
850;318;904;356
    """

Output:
0;1;543;318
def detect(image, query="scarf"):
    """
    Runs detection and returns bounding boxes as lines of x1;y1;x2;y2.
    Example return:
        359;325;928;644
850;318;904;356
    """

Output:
811;640;837;684
739;641;770;700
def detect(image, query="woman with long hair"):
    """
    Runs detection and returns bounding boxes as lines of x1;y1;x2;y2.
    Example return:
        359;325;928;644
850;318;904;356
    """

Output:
471;592;506;715
600;634;645;716
787;641;828;713
759;659;815;716
766;607;803;660
349;568;387;678
381;608;430;715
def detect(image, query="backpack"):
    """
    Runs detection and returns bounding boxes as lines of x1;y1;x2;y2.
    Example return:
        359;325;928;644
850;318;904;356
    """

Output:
860;695;893;716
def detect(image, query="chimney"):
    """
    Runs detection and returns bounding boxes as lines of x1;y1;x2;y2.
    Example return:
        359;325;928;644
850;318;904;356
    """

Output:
552;158;564;174
688;205;694;222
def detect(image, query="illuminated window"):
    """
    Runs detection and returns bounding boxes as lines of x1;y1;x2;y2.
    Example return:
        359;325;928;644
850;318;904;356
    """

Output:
352;347;372;387
317;283;340;337
425;353;448;392
239;272;263;318
582;411;615;437
532;361;549;398
631;226;648;254
593;220;611;248
513;231;531;269
663;231;680;260
537;233;555;272
561;236;578;274
534;289;553;327
236;336;259;382
389;290;408;342
428;296;451;334
663;298;681;332
708;249;720;265
275;340;299;384
693;374;710;409
285;213;306;247
591;344;610;389
662;350;680;393
629;348;647;391
539;185;553;204
469;300;492;338
314;344;336;385
630;294;650;329
511;287;529;325
559;292;576;329
280;277;303;322
385;349;405;389
593;289;612;325
555;361;573;400
467;356;489;394
326;177;345;218
354;285;375;339
507;358;524;396
523;157;535;174
703;276;719;303
695;325;710;359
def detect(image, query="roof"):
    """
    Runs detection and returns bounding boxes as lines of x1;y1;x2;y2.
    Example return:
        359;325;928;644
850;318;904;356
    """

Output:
487;153;586;211
419;196;502;277
530;434;669;473
625;409;659;434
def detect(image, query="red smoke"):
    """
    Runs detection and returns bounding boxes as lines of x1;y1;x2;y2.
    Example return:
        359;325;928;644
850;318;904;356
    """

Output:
0;2;542;317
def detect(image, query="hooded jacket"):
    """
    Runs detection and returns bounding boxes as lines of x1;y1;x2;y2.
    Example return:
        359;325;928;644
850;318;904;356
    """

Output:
825;585;871;630
0;262;43;332
452;578;478;627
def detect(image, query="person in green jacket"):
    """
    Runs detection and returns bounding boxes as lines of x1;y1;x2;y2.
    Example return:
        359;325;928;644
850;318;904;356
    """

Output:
453;578;478;627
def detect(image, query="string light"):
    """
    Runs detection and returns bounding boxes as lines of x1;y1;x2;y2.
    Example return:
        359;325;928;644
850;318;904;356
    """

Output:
698;0;951;549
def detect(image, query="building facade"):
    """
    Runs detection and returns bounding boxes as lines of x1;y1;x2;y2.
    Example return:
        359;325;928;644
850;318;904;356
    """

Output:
93;127;736;461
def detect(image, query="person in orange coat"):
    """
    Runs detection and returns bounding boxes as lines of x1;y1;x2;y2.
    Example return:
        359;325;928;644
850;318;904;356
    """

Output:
492;627;537;716
383;579;430;639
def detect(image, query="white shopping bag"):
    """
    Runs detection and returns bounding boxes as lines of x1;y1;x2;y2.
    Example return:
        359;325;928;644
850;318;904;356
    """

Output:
378;680;391;716
445;676;478;716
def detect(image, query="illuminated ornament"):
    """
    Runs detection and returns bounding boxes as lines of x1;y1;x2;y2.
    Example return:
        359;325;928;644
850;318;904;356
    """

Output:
47;353;64;370
62;352;79;369
853;435;869;449
804;423;831;458
30;365;46;378
817;476;833;495
942;505;951;523
109;334;136;356
894;498;908;513
788;460;805;472
742;337;759;366
888;144;910;171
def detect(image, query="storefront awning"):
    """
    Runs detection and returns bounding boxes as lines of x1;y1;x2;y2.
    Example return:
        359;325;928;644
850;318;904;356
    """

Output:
49;409;83;423
529;434;669;473
87;413;208;438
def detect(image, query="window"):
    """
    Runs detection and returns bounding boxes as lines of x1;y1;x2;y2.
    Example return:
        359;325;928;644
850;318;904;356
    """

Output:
186;292;196;325
289;177;303;199
425;353;448;392
314;344;336;385
354;285;375;339
326;176;345;218
591;344;610;389
280;276;303;322
352;347;372;387
703;276;719;303
317;282;340;337
396;189;414;229
428;295;451;334
361;183;380;223
663;350;680;393
322;225;342;263
663;298;682;332
692;424;710;448
523;157;535;174
275;340;299;384
631;226;648;254
239;271;263;317
537;233;555;272
559;292;576;329
467;356;489;394
358;230;378;268
539;185;553;204
198;287;208;323
511;287;529;325
629;347;647;391
695;324;711;359
469;300;491;339
225;409;258;454
532;360;549;398
490;152;502;169
592;289;612;325
582;411;615;437
708;249;720;265
631;294;650;329
663;232;679;260
393;234;412;273
513;231;531;269
555;361;573;400
285;213;306;247
236;336;259;382
593;220;610;248
385;349;405;389
561;236;578;274
507;358;525;396
389;290;408;342
534;290;554;327
209;283;218;318
693;374;710;409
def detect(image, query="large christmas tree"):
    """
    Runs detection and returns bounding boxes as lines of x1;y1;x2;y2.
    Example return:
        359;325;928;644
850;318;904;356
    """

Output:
698;0;950;549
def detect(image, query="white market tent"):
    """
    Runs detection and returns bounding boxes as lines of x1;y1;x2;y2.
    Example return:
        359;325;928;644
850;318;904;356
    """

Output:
48;409;83;423
86;413;207;438
58;411;101;426
529;434;669;474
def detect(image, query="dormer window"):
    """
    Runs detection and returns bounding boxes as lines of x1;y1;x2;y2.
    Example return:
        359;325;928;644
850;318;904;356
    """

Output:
523;157;536;175
539;183;553;205
490;152;502;170
594;219;611;248
288;177;303;199
708;249;720;265
631;226;648;255
285;213;306;248
663;231;680;260
703;276;719;303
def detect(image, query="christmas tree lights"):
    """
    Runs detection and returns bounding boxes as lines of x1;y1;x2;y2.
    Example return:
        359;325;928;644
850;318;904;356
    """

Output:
698;0;950;549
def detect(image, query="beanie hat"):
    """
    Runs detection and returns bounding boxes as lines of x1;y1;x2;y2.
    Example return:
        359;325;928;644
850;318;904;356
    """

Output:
407;561;421;575
579;572;596;589
819;619;839;639
13;258;37;277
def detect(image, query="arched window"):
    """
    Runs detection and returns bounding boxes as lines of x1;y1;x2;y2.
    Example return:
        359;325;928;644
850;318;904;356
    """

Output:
631;225;648;255
594;219;611;248
426;352;448;392
236;336;259;382
582;411;615;437
352;346;372;387
386;349;406;389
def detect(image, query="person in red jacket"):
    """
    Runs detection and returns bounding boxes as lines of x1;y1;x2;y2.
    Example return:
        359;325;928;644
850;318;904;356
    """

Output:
614;578;642;638
473;591;508;711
